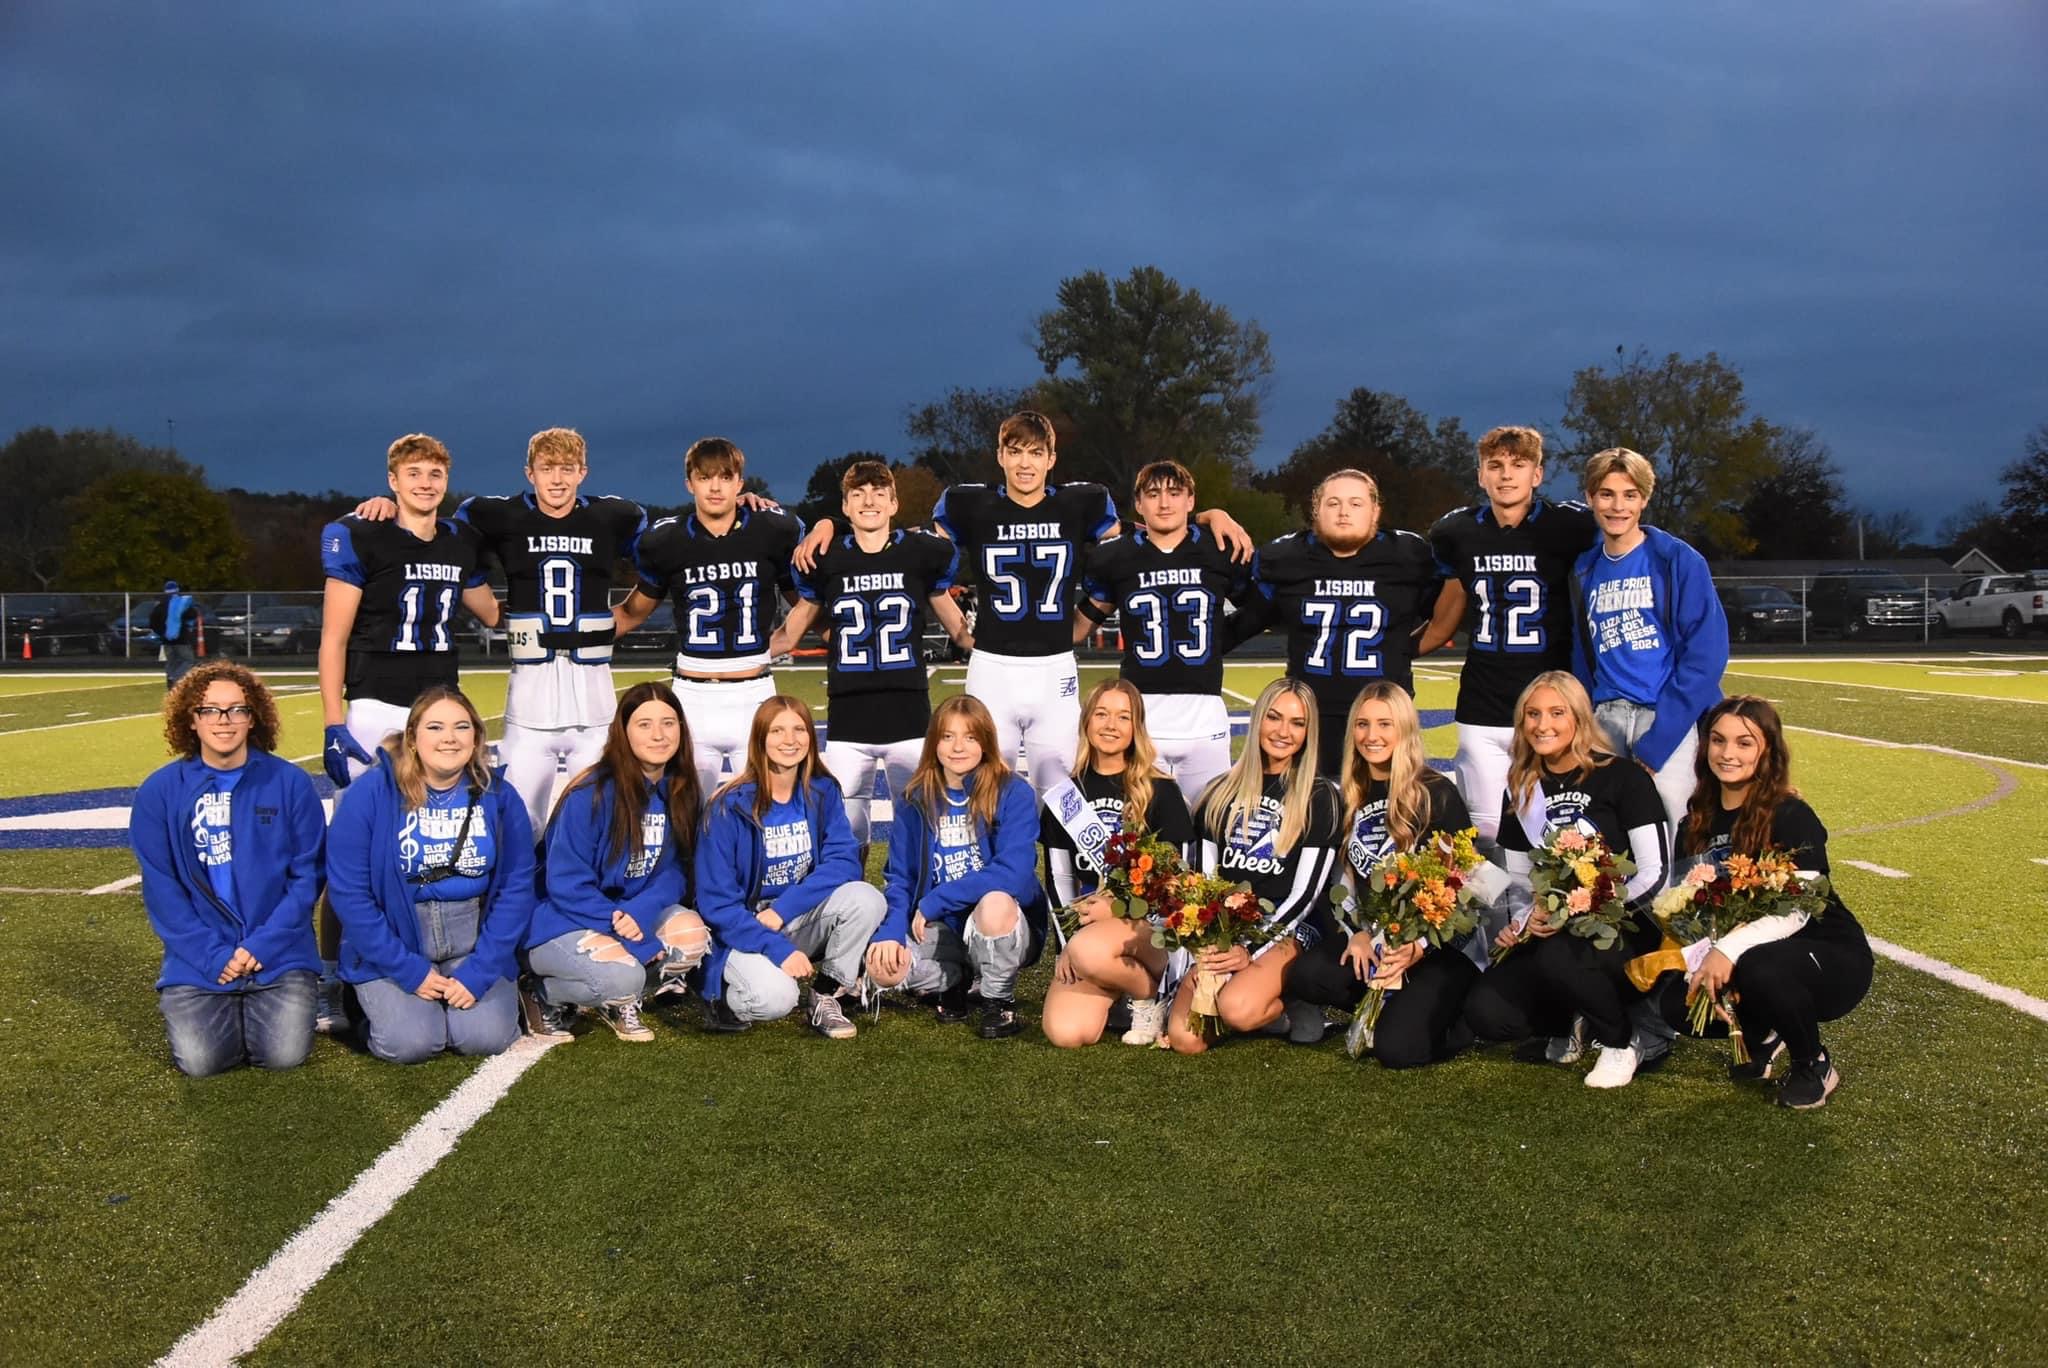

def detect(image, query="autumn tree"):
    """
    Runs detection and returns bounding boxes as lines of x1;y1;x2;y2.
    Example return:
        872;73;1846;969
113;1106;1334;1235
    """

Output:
0;427;194;589
1254;387;1473;533
905;385;1036;486
61;469;247;590
1731;427;1852;560
1560;347;1778;550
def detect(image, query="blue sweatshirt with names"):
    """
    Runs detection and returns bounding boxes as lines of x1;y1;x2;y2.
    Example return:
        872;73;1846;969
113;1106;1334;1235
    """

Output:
879;773;1048;946
527;777;692;964
696;776;863;996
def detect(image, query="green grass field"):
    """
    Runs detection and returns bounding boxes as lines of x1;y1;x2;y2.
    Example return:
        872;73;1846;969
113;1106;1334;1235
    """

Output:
3;654;2046;1365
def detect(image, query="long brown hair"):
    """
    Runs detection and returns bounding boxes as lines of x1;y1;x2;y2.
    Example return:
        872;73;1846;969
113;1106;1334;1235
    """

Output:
906;695;1010;833
1072;678;1164;830
714;694;825;822
162;661;281;758
1684;695;1796;857
1342;681;1431;851
562;681;701;866
1506;671;1615;811
1195;677;1321;857
384;686;493;810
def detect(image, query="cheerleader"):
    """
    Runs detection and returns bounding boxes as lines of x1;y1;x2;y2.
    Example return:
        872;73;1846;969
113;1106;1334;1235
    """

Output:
869;696;1049;1040
695;696;887;1039
1041;680;1195;1049
1461;671;1668;1087
1283;681;1481;1067
326;687;534;1063
1168;678;1344;1055
1677;696;1873;1108
521;682;710;1043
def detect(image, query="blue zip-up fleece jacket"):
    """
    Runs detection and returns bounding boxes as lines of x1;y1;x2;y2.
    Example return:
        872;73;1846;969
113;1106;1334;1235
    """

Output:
1570;524;1728;771
879;773;1048;947
526;776;691;965
130;750;325;991
326;756;536;999
695;776;862;997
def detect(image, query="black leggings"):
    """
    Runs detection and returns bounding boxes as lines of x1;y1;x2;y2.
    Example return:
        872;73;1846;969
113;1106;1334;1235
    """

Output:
1286;937;1480;1069
1462;920;1661;1050
1731;934;1873;1062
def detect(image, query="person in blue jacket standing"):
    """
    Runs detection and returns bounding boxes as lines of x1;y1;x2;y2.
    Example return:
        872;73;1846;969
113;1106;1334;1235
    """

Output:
695;695;886;1039
326;686;534;1063
1570;447;1727;838
130;661;325;1076
148;581;202;688
523;682;710;1044
869;694;1049;1040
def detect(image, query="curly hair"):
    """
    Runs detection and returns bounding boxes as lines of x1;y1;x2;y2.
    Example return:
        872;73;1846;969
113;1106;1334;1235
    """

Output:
162;661;282;758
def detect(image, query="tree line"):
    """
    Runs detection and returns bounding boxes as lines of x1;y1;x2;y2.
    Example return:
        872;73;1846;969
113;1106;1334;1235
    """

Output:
5;264;2044;592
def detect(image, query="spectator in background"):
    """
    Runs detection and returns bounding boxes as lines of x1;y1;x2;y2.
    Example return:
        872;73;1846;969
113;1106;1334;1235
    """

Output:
149;581;202;688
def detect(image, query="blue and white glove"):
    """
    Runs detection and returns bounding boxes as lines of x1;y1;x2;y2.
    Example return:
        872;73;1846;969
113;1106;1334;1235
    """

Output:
323;724;372;787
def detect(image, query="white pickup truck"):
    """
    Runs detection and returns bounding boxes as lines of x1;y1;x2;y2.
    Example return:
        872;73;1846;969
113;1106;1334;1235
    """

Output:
1935;572;2048;639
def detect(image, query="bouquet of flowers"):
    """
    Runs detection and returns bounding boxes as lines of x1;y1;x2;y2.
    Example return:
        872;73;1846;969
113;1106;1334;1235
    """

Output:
1146;869;1273;1039
1055;828;1186;937
1648;848;1832;1062
1328;828;1487;1056
1494;825;1638;963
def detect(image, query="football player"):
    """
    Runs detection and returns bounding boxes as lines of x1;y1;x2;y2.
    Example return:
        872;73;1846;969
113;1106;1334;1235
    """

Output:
767;459;969;863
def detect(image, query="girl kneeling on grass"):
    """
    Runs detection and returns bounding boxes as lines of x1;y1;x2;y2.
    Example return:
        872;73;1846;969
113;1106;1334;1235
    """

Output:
869;695;1048;1040
695;696;886;1040
1461;671;1667;1088
1168;677;1344;1055
132;662;327;1077
1283;681;1481;1068
521;682;710;1044
1041;679;1195;1049
327;687;534;1064
1676;696;1872;1109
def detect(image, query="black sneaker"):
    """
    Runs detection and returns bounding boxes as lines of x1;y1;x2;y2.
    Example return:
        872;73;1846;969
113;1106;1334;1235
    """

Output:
1104;997;1134;1036
698;992;751;1034
1284;998;1328;1045
977;998;1023;1039
1728;1031;1787;1083
1777;1054;1840;1109
935;981;974;1026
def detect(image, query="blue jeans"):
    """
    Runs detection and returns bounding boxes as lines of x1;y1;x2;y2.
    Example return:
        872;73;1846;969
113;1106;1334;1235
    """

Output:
159;970;317;1077
354;898;520;1064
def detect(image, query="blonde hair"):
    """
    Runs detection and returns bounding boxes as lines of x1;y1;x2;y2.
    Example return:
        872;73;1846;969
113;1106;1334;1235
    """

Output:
1341;681;1431;852
385;686;494;810
1072;679;1165;831
1506;671;1616;811
386;433;450;474
527;427;586;469
1583;447;1656;500
1478;426;1544;465
1196;677;1321;857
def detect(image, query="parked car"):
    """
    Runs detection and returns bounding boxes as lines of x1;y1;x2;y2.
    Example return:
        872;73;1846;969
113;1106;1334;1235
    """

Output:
1934;574;2048;639
1806;569;1935;639
616;602;674;655
0;595;122;656
1718;584;1808;643
211;604;324;655
101;608;163;656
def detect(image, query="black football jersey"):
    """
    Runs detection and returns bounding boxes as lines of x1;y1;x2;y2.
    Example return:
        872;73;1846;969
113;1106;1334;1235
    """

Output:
457;493;647;663
1241;530;1443;716
1081;526;1249;696
632;506;803;666
1428;497;1598;726
320;515;487;705
932;482;1117;657
793;530;959;697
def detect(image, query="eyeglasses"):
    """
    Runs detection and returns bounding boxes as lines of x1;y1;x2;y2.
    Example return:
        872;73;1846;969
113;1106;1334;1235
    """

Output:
193;705;254;722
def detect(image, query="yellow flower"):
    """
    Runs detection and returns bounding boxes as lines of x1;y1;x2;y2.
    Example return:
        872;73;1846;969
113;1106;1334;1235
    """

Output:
1572;858;1599;885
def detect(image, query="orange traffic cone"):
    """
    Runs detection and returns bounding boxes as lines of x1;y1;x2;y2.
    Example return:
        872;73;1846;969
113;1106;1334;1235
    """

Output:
20;633;31;660
196;616;207;658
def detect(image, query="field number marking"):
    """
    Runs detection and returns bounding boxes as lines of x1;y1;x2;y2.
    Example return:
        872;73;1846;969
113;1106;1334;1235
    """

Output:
1842;859;1910;879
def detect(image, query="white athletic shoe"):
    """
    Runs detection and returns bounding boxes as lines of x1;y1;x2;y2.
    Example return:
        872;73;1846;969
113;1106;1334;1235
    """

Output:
1120;996;1166;1046
1584;1043;1640;1089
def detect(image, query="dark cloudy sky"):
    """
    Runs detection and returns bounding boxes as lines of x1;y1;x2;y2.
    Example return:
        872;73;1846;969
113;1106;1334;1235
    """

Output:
4;1;2043;533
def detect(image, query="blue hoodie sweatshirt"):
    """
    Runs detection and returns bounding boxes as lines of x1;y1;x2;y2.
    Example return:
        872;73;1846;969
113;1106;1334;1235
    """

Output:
1570;523;1728;772
130;750;326;991
879;772;1048;947
695;776;862;996
326;755;535;999
526;775;692;964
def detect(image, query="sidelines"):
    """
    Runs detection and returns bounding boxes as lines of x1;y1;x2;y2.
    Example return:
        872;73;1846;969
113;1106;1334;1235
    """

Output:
153;1034;566;1368
1868;936;2048;1027
1726;668;2048;707
1785;724;2048;773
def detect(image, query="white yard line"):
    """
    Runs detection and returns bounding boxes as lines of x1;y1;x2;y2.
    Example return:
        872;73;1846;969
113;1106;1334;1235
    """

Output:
86;873;142;894
1842;859;1911;879
155;1034;565;1368
1220;686;1256;704
1867;937;2048;1027
1783;724;2048;773
1726;668;2048;707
